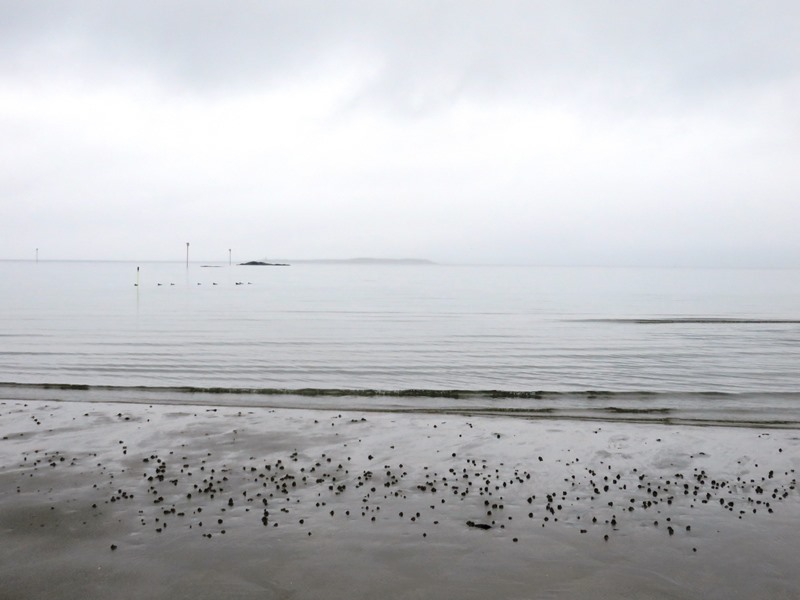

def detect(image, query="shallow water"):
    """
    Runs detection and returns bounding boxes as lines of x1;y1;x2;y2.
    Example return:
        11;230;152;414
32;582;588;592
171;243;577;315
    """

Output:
1;261;799;414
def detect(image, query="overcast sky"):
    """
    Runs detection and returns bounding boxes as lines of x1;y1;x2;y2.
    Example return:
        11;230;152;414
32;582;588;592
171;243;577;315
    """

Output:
1;1;799;266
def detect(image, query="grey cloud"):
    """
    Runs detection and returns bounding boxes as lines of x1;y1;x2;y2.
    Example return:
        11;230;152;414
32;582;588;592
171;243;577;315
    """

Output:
3;1;798;111
2;1;799;265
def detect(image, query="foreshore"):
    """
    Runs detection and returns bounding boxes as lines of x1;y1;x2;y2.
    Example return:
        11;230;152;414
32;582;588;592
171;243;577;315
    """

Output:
1;399;798;599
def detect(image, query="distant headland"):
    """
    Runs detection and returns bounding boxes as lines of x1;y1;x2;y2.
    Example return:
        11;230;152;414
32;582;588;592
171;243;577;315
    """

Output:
256;258;435;266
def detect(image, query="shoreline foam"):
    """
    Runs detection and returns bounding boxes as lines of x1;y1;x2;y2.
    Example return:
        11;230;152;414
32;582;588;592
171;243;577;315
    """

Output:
2;382;799;429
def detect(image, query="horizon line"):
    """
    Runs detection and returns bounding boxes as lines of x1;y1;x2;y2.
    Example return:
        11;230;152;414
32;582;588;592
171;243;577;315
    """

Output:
1;257;799;270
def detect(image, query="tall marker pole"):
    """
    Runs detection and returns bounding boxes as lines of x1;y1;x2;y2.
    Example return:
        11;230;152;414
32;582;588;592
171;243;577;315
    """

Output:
186;242;190;268
35;248;38;263
229;248;232;266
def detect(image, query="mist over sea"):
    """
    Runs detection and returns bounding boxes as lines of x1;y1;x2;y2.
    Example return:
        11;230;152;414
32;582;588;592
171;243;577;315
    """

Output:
1;260;799;423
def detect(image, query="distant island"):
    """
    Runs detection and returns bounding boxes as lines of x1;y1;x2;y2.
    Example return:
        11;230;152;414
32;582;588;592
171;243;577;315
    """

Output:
238;261;290;266
260;258;435;265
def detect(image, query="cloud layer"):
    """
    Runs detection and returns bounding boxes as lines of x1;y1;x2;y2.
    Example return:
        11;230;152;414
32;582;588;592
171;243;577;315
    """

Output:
2;1;799;265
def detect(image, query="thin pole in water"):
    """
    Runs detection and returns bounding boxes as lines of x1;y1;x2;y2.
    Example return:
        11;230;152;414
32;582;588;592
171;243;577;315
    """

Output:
136;266;140;287
186;242;190;268
35;248;38;263
229;248;232;266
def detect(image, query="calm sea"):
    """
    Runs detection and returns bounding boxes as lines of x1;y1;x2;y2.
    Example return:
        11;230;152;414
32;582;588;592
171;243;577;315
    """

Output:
1;260;799;425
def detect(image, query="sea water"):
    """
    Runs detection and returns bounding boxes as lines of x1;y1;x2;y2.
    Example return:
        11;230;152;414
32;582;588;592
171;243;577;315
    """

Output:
1;260;799;424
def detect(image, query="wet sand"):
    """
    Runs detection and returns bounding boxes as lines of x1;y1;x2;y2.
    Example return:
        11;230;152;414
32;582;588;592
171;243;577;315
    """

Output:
1;399;798;599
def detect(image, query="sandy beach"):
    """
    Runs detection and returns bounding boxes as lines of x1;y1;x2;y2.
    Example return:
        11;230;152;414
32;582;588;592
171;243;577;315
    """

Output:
1;399;798;600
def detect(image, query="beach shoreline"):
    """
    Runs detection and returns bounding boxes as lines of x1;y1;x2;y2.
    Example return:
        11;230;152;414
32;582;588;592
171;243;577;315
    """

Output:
1;399;798;599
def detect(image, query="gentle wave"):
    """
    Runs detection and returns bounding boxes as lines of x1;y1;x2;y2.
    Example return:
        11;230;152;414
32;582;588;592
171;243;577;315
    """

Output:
0;381;729;398
578;318;800;324
2;381;798;429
